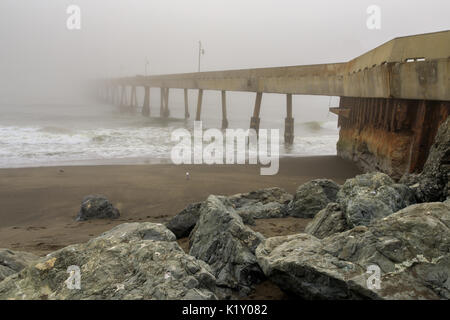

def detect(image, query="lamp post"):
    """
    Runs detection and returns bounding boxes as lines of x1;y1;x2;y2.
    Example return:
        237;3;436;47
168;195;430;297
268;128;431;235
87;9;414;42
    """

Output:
198;41;205;72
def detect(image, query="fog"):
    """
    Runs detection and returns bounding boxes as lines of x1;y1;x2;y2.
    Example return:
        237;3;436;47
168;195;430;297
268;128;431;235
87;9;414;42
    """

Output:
0;0;449;109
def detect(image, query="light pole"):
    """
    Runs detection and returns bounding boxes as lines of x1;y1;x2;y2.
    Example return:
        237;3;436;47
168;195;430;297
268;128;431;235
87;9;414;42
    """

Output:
198;41;205;72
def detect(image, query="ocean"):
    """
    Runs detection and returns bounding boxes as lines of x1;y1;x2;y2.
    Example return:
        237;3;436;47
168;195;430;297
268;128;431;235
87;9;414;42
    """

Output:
0;91;340;168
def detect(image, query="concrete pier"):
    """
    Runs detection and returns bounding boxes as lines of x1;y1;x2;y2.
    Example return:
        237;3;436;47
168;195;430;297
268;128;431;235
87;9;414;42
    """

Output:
335;96;450;178
162;88;170;118
160;88;164;117
120;86;127;109
285;93;294;144
102;30;450;177
184;88;190;119
130;86;137;111
142;87;150;117
250;92;262;132
196;89;203;121
221;90;228;129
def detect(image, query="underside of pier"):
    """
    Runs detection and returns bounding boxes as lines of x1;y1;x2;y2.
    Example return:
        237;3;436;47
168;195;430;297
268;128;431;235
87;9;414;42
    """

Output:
335;97;450;179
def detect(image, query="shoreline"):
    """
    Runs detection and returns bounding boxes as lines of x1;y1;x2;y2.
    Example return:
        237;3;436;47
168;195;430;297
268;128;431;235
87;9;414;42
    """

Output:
0;156;361;256
0;152;338;170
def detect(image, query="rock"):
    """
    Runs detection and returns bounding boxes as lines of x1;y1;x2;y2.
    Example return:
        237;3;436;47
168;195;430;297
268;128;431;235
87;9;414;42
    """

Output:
76;195;120;221
286;179;340;218
226;187;293;220
166;202;202;238
399;173;420;187
96;222;176;242
0;249;38;282
337;172;415;227
0;223;218;300
304;203;349;239
189;195;265;298
235;200;289;226
166;188;292;239
401;116;450;202
256;202;450;300
228;187;292;208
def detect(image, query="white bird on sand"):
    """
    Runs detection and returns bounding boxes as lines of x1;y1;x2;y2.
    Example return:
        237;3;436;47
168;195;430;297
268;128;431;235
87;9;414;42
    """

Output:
186;172;190;180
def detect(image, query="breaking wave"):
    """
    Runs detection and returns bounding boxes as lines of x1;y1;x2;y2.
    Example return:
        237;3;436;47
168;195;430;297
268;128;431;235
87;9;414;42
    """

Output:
0;120;339;168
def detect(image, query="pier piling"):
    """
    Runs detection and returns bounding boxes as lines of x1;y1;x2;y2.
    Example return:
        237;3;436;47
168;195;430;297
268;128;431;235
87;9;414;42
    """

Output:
196;89;203;121
142;86;150;117
221;90;228;129
184;89;190;119
250;92;262;132
285;93;294;144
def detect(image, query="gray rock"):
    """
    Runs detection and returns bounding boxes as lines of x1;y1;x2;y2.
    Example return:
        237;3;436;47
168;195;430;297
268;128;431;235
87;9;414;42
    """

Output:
166;188;292;239
96;222;176;242
286;179;340;218
228;187;292;208
76;195;120;221
230;188;292;221
256;202;450;300
337;172;415;227
399;173;421;187
166;202;202;239
189;195;265;298
0;223;217;300
305;203;349;239
0;249;38;282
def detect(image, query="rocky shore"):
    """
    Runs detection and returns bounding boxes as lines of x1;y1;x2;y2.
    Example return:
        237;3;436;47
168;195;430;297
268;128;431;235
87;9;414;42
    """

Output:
0;117;448;300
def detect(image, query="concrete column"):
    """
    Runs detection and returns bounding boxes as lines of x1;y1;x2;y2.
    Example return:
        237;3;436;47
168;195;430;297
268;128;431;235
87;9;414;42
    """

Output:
130;86;137;109
221;90;228;129
108;86;113;103
142;86;150;117
184;89;190;119
105;86;110;103
196;89;203;121
163;88;170;118
120;86;127;108
250;92;263;132
116;86;120;105
113;86;119;105
284;93;294;144
160;88;164;117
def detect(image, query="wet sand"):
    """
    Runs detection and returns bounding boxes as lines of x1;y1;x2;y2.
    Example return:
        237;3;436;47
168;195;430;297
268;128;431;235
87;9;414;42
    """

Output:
0;156;361;256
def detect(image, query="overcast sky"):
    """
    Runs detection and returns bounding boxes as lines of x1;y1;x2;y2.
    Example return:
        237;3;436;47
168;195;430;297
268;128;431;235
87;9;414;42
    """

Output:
0;0;449;102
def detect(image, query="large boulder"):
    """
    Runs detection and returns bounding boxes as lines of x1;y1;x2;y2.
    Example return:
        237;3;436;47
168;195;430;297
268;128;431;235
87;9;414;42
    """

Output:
0;249;38;282
256;202;450;300
96;222;176;242
401;116;450;202
76;195;120;221
286;179;340;218
0;223;218;300
166;188;292;239
166;202;202;238
337;172;415;227
304;203;349;239
229;187;293;221
189;195;265;298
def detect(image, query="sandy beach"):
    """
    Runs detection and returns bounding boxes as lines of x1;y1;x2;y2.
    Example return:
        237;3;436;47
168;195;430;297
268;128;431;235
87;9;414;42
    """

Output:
0;156;361;256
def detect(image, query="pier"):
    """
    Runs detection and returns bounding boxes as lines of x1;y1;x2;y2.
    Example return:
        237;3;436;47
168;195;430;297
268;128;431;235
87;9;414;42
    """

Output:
98;30;450;178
